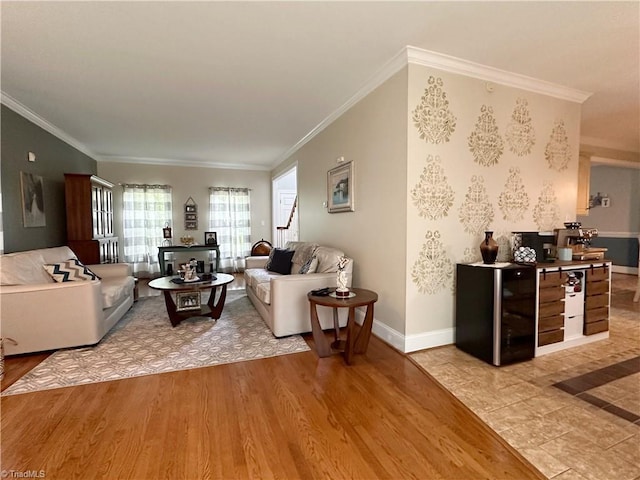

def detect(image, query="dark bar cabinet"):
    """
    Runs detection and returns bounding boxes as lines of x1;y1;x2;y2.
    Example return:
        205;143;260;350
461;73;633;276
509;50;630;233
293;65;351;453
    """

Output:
455;263;536;366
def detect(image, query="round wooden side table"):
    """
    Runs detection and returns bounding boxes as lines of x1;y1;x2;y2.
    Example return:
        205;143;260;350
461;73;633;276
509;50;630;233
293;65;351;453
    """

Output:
307;288;378;365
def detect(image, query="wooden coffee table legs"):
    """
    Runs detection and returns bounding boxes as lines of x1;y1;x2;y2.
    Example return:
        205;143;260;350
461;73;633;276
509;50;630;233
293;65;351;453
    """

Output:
162;284;228;327
207;284;227;319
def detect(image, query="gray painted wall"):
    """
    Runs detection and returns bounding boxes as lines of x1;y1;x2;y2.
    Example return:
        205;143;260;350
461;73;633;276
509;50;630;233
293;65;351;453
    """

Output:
578;164;640;267
578;165;640;232
1;105;97;253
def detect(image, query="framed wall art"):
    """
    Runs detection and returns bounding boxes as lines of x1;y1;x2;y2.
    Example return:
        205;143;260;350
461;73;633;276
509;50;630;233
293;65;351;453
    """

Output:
184;197;198;230
176;291;201;311
327;161;354;213
205;231;217;245
20;171;46;227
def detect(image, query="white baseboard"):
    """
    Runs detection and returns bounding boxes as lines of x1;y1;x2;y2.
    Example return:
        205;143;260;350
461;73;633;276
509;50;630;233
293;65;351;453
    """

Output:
371;319;407;352
354;308;453;353
404;328;455;353
613;265;639;275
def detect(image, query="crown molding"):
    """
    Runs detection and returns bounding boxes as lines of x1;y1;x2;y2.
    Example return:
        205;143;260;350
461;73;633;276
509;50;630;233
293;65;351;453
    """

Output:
272;46;593;169
270;46;409;168
405;46;592;103
1;91;96;159
98;155;271;171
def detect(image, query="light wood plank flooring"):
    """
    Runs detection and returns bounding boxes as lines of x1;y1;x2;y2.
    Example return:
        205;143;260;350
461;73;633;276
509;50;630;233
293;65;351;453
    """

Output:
1;276;543;479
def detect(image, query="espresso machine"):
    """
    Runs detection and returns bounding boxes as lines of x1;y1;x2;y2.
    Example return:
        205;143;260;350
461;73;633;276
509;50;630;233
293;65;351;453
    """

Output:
554;222;604;260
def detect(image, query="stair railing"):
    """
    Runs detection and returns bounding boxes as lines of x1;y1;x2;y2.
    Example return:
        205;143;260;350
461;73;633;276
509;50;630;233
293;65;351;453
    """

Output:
276;196;298;248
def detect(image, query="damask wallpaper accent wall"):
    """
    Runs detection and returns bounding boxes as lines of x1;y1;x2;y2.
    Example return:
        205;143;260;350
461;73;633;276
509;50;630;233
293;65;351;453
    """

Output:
406;65;582;339
275;58;583;353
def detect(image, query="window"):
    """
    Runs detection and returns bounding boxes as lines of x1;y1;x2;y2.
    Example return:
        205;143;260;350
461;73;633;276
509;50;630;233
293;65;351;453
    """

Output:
122;184;172;276
209;187;251;272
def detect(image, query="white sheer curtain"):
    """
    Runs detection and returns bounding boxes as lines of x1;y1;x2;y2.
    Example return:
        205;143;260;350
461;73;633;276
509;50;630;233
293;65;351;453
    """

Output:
209;187;251;272
122;184;172;277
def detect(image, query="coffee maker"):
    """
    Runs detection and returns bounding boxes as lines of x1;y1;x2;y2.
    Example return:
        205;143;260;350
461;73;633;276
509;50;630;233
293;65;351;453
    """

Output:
554;222;602;259
554;223;597;248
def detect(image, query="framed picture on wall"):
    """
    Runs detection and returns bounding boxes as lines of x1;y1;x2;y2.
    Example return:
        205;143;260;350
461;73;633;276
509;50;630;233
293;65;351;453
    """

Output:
327;161;354;213
20;171;46;227
184;196;198;230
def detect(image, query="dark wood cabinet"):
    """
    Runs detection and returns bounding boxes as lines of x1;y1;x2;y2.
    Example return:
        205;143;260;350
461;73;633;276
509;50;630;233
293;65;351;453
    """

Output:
537;271;565;347
584;265;610;335
65;174;119;264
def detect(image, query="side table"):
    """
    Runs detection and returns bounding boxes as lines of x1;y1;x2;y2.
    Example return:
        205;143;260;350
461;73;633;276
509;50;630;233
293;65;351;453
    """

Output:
307;288;378;365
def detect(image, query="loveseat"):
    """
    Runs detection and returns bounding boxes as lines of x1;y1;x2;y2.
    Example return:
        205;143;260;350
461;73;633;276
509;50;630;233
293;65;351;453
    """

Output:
244;241;353;337
0;246;135;355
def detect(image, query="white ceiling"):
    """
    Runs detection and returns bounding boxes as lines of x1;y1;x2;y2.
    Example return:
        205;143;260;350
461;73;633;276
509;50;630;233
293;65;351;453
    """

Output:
2;1;638;170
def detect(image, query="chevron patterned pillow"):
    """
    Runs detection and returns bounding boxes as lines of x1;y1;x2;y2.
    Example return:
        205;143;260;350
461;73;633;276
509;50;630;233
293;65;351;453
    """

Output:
43;258;101;283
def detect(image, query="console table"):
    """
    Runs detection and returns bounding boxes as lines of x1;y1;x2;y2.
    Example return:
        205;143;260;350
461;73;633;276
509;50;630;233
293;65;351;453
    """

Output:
158;245;221;275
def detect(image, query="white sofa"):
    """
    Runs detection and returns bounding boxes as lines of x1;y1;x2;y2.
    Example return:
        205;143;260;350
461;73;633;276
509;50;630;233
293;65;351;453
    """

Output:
244;241;353;337
1;246;135;355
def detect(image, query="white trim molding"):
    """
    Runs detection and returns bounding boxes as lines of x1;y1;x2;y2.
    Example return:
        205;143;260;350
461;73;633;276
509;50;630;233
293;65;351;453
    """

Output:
354;308;454;354
98;155;271;171
591;157;640;169
404;328;455;353
1;91;97;159
613;265;639;275
272;47;408;168
581;136;640;154
405;46;592;103
272;46;593;168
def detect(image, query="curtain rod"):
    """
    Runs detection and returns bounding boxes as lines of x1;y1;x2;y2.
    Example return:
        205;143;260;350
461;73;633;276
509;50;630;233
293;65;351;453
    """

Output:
120;183;172;189
209;187;251;191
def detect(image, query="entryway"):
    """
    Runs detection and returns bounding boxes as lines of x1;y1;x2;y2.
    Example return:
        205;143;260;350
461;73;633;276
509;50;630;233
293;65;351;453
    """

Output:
272;165;298;248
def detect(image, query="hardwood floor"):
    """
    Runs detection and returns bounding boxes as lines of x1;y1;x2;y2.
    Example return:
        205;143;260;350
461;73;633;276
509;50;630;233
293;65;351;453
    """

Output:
1;337;543;479
1;274;546;479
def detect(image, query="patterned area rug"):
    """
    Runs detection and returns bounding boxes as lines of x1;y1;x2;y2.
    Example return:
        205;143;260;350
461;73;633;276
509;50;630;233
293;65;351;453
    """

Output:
3;292;309;396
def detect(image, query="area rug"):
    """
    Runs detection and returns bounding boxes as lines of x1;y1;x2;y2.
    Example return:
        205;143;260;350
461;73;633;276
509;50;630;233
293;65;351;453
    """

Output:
2;292;310;396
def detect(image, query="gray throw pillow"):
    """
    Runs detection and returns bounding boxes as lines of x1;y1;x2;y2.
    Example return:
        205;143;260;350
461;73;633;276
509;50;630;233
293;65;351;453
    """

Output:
299;256;318;274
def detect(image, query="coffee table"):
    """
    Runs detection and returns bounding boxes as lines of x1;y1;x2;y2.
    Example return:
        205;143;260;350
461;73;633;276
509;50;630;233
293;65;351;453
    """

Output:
148;273;235;327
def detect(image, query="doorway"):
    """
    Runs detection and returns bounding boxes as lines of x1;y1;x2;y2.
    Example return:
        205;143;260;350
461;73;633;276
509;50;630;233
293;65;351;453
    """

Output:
272;165;298;248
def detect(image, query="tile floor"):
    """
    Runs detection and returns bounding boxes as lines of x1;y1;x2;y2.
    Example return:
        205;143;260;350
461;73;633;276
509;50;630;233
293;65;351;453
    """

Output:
410;273;640;480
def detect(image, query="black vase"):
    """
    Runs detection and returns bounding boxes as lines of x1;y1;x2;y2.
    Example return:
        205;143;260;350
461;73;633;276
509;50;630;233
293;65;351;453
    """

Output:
480;231;499;264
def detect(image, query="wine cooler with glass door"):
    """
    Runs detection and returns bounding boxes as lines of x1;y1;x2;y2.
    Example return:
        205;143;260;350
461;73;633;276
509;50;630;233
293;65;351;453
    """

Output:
455;263;537;366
